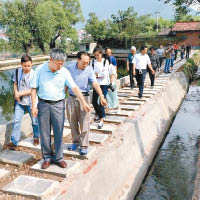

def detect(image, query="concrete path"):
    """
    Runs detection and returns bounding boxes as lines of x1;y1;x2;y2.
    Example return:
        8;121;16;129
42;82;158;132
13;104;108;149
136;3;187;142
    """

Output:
0;56;192;199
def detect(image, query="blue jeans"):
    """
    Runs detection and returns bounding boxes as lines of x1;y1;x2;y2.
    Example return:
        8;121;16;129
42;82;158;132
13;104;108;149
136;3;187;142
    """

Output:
11;102;40;146
164;58;171;73
92;85;108;119
135;69;146;97
170;57;174;68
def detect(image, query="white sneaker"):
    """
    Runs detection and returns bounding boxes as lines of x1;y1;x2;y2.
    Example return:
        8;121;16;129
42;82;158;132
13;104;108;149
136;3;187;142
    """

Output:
98;121;104;129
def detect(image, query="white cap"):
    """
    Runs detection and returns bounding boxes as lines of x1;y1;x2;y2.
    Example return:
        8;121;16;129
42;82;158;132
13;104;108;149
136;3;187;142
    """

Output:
131;46;136;51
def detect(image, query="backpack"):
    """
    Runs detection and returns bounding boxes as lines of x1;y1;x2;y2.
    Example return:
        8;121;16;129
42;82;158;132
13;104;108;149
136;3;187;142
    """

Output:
91;58;109;69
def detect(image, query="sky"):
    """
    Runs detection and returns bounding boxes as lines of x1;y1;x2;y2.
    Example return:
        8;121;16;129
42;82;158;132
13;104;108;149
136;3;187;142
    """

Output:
77;0;175;29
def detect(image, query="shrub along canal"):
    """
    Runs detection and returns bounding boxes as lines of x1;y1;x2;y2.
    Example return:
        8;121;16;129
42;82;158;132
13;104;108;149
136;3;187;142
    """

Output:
135;83;200;200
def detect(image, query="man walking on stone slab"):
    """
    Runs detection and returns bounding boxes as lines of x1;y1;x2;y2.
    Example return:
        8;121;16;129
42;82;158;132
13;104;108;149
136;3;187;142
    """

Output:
133;46;155;98
7;54;40;151
127;46;137;89
66;51;107;155
31;48;91;169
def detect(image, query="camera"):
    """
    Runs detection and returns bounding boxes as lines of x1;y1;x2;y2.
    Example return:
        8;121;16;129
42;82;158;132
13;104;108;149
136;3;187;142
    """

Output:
107;83;115;92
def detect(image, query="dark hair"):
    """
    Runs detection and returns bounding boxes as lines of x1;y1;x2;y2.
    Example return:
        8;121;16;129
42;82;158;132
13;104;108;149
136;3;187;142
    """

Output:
140;46;148;51
105;47;111;52
150;46;156;51
93;47;103;54
21;54;32;63
77;51;90;59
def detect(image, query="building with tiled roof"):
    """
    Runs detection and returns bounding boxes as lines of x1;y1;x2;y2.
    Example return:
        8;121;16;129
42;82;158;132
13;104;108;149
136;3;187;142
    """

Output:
171;21;200;48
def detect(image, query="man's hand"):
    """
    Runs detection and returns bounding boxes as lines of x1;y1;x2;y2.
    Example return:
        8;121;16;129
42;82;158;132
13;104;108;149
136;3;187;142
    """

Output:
100;96;107;106
133;69;136;76
14;91;21;100
127;66;129;72
151;70;155;75
32;107;38;118
82;102;92;112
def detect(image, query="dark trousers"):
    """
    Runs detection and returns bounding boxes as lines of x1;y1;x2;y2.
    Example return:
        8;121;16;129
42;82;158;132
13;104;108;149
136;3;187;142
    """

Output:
174;50;178;60
158;57;164;68
38;99;65;162
186;51;190;59
92;85;108;119
149;68;156;86
129;63;135;88
135;69;147;97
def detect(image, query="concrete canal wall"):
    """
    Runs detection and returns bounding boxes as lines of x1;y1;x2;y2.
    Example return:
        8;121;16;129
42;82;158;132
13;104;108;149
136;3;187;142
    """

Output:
57;71;189;200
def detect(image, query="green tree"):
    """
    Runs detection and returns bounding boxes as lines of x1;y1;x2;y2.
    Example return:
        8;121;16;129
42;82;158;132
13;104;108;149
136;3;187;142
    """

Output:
0;0;83;54
159;0;200;20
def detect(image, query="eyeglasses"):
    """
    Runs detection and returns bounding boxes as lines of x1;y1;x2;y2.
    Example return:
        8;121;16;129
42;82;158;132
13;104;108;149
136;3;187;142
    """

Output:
52;59;64;67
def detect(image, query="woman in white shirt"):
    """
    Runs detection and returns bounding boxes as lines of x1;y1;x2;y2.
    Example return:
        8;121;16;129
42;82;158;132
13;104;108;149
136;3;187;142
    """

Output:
91;47;116;129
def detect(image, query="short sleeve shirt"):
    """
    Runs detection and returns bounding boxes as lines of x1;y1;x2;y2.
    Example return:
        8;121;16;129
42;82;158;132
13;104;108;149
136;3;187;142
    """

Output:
91;58;116;85
133;53;151;70
127;53;135;64
13;68;34;106
31;62;77;101
67;63;97;96
110;56;117;67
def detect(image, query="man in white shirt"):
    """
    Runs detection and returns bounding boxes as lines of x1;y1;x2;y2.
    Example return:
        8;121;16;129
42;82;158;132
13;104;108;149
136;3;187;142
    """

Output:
133;46;155;98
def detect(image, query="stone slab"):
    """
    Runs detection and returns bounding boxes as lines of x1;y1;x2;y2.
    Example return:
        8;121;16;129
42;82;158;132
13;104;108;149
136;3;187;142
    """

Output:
63;144;96;159
128;97;148;102
104;116;127;124
31;160;79;178
118;93;130;97
89;133;109;144
51;128;71;137
122;101;144;106
120;105;140;111
1;175;59;199
0;169;10;179
106;109;133;117
18;137;42;151
90;123;115;134
142;91;158;95
117;89;134;94
143;88;161;92
0;150;35;166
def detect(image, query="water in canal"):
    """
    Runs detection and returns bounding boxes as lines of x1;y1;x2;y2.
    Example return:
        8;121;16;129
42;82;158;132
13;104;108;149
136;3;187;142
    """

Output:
136;85;200;200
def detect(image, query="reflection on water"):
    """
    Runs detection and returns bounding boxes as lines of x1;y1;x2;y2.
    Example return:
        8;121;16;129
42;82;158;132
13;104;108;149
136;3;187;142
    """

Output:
0;60;76;125
136;86;200;200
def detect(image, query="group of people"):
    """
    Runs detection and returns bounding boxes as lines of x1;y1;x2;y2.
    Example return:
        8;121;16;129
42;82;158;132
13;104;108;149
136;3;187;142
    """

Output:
6;41;191;169
6;47;118;169
126;42;192;94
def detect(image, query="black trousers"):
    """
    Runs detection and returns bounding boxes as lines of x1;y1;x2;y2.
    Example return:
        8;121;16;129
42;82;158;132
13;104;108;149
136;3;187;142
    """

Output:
186;51;190;59
92;85;108;119
129;63;135;88
158;57;164;68
149;67;157;86
174;50;178;60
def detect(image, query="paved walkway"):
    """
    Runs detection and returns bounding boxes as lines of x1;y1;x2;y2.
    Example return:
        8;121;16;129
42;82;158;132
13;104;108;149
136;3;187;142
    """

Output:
0;55;192;199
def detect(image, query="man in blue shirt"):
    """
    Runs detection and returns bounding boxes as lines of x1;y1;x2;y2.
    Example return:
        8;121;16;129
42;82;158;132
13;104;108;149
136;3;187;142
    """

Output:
66;51;107;155
31;48;91;169
105;47;117;67
127;46;136;88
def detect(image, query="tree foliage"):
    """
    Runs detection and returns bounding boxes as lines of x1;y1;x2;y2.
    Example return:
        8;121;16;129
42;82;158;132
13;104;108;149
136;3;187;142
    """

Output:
85;7;173;42
159;0;200;20
0;0;83;54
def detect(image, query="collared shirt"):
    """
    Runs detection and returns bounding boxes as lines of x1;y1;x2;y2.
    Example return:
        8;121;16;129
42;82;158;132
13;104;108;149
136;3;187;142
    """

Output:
148;53;159;69
156;48;164;57
67;62;97;96
110;56;117;67
127;53;135;64
91;58;116;85
133;53;151;70
13;68;35;106
31;62;77;101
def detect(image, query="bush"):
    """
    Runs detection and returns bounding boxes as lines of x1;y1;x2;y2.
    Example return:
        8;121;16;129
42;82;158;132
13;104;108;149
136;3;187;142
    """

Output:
182;52;200;81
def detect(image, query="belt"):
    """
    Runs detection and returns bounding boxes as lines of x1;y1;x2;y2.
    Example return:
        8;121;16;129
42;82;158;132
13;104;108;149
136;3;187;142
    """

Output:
70;92;89;97
136;69;146;74
39;98;64;105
